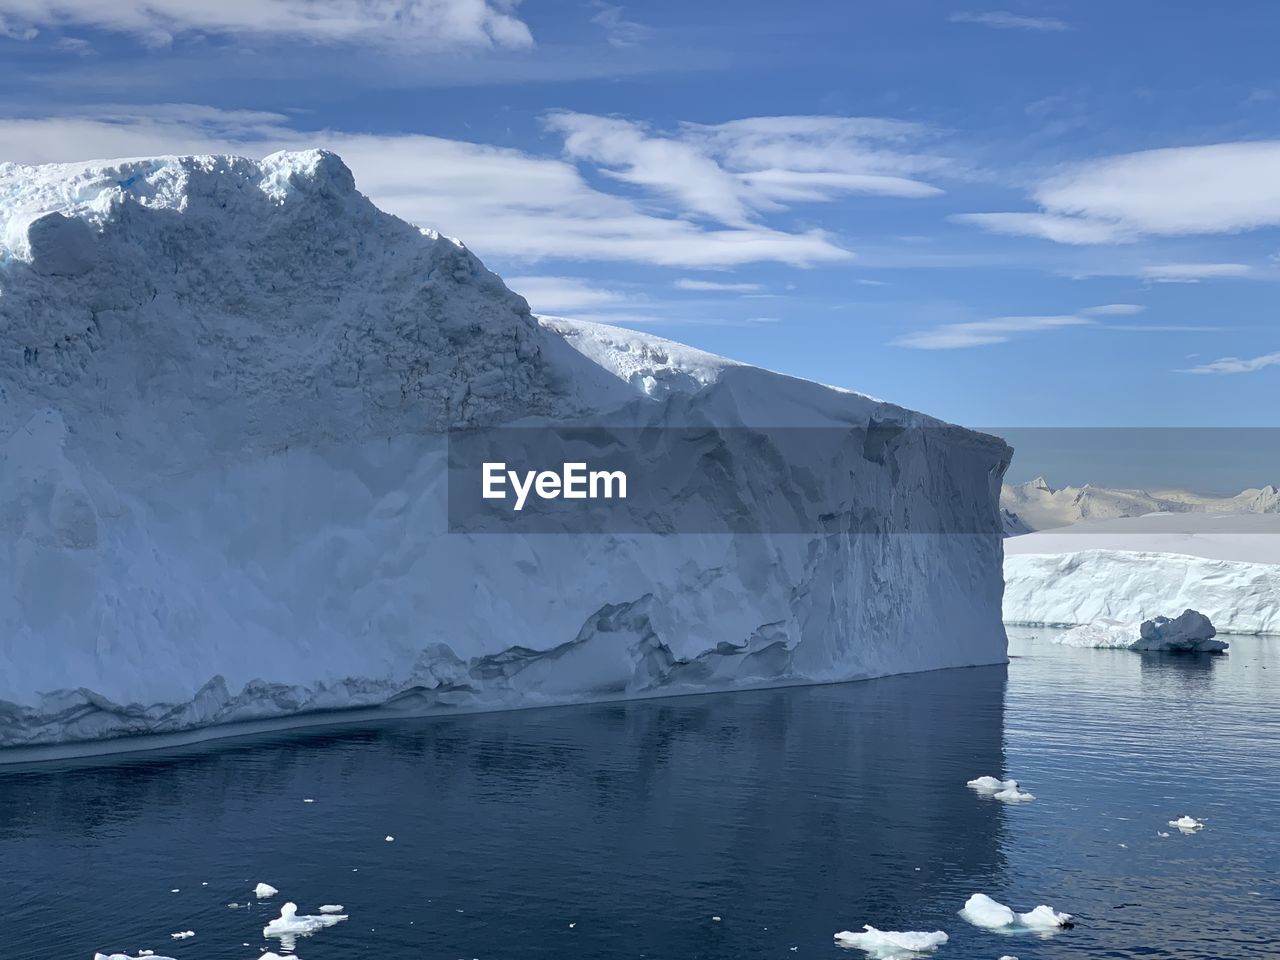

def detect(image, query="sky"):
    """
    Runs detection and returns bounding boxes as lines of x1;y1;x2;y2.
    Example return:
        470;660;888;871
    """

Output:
2;0;1279;433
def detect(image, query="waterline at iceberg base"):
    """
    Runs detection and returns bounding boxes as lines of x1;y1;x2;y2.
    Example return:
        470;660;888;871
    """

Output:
0;151;1011;751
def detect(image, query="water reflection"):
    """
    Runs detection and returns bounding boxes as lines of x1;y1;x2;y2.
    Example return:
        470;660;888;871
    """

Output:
0;666;1009;959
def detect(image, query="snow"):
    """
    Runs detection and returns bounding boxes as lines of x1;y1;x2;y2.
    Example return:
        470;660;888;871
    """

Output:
833;925;948;957
959;894;1071;933
254;882;278;898
1055;609;1227;652
0;151;1011;750
1004;513;1280;635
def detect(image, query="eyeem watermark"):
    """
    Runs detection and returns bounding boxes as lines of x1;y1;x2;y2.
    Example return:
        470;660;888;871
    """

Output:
482;462;628;511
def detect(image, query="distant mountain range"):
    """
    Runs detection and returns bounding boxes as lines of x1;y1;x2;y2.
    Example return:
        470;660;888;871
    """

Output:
1001;477;1280;534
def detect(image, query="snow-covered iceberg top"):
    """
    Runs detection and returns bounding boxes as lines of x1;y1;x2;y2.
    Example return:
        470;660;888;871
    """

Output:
0;151;1011;752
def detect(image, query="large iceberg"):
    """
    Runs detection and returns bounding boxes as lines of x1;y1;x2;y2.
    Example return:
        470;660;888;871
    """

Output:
1004;513;1280;635
0;151;1011;751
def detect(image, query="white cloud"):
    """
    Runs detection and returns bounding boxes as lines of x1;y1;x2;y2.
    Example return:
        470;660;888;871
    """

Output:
674;278;766;293
590;2;649;47
1081;303;1146;316
1179;351;1280;374
893;315;1094;349
961;141;1280;244
0;106;857;268
949;11;1070;31
1143;262;1252;283
505;276;627;312
545;112;948;231
0;0;532;48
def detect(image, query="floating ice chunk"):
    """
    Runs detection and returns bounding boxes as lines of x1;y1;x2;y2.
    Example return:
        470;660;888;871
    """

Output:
712;916;721;921
303;798;315;803
255;882;279;898
998;956;1019;960
1055;610;1226;653
960;894;1072;933
169;931;194;940
263;902;348;941
258;954;293;960
834;925;948;957
960;893;1014;929
95;955;177;960
968;777;1034;802
993;785;1036;803
318;904;345;913
385;835;395;842
1018;905;1072;930
967;776;1017;792
1169;816;1204;832
1158;831;1170;838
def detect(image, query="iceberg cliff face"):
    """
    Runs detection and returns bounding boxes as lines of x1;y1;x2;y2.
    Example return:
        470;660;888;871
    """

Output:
0;151;1011;750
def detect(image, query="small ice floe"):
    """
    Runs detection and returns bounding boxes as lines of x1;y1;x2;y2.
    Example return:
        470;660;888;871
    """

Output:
834;925;948;958
1169;816;1204;833
385;835;395;842
94;955;177;960
1158;831;1170;838
968;777;1035;803
319;904;345;914
258;954;292;960
998;956;1019;960
568;922;576;929
960;894;1072;933
169;931;194;940
263;902;348;945
1055;610;1226;653
712;916;721;922
255;882;279;898
303;798;315;803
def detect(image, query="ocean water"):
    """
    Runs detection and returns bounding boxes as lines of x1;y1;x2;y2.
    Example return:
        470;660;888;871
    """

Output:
1;630;1278;960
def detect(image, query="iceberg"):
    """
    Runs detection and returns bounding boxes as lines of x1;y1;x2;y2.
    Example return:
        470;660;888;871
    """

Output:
959;893;1071;933
834;925;948;957
1054;610;1227;653
0;151;1011;751
1005;513;1280;635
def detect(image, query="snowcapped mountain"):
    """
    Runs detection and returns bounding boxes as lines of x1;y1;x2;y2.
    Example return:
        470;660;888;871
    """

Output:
0;151;1011;751
1001;476;1280;533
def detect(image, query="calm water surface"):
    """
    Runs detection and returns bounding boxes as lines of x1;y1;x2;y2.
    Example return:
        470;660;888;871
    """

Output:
1;630;1278;960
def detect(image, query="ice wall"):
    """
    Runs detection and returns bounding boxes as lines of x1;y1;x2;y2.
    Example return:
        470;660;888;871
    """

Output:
0;151;1011;750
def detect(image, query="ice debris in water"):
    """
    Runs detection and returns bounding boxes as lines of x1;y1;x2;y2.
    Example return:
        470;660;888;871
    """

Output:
255;882;279;898
319;904;345;913
264;902;349;940
967;777;1035;802
1055;610;1226;653
385;835;395;842
834;925;948;957
169;931;194;940
960;894;1072;932
1169;816;1204;832
95;955;177;960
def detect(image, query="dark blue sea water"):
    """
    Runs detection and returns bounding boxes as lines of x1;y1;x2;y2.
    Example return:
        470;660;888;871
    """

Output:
1;630;1278;960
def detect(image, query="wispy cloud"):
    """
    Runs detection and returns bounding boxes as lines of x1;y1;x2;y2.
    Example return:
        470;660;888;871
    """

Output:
949;11;1070;32
1179;351;1280;374
959;141;1280;244
506;276;629;312
894;315;1092;349
674;278;767;293
894;307;1217;349
0;0;532;48
1143;262;1252;283
590;2;650;47
1081;303;1146;316
0;106;870;268
545;112;949;232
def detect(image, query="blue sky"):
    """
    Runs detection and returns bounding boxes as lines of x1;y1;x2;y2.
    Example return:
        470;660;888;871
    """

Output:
2;0;1279;429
